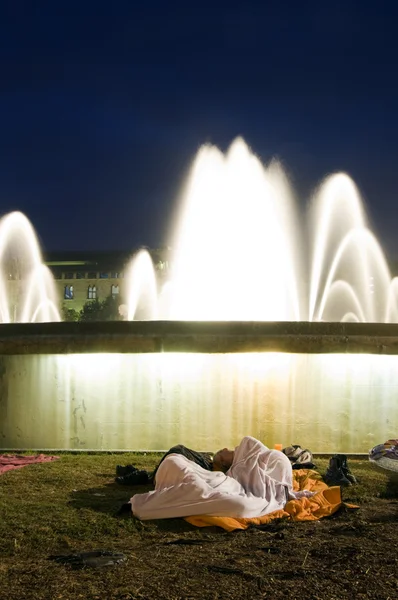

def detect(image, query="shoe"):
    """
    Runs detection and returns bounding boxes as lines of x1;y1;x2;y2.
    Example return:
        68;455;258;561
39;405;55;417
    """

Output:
115;470;149;486
115;464;139;477
324;456;352;487
338;454;358;484
117;502;132;516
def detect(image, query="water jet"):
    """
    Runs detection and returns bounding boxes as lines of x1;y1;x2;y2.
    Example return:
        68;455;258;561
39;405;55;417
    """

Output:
1;139;397;453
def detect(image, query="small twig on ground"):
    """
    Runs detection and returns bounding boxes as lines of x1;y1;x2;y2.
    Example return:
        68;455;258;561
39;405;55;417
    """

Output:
301;550;309;568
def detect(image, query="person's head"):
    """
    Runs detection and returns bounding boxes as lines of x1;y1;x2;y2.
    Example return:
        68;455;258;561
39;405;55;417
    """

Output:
213;447;235;472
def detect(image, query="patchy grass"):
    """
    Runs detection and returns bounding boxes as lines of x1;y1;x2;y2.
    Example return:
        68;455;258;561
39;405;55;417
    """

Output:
0;454;397;600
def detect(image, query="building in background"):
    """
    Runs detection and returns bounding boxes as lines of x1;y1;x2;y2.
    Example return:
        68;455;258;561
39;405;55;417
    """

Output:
44;248;170;315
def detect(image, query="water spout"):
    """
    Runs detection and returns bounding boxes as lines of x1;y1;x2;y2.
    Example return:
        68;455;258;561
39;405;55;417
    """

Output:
0;211;61;323
125;139;396;323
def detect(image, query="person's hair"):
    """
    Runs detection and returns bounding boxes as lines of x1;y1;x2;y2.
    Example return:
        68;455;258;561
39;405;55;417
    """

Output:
213;449;233;473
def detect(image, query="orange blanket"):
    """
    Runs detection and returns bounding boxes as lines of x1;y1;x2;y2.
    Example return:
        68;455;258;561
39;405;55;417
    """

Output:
185;468;358;531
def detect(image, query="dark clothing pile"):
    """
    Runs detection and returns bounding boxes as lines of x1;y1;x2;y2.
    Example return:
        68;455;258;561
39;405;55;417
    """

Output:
116;444;213;485
155;444;213;475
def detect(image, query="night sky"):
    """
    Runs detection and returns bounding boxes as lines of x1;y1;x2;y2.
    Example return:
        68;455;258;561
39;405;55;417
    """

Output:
0;1;397;256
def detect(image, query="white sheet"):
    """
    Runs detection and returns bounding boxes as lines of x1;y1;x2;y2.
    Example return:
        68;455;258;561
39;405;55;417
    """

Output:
130;436;314;520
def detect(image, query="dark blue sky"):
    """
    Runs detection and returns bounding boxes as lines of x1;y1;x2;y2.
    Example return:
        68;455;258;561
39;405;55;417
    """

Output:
0;0;397;255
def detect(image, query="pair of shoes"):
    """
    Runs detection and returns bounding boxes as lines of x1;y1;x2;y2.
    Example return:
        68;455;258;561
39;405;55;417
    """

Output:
115;470;150;486
115;464;138;477
324;454;357;486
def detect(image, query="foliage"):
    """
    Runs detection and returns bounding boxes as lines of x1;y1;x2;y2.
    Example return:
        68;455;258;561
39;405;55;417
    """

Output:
62;306;80;322
78;298;102;321
79;295;121;321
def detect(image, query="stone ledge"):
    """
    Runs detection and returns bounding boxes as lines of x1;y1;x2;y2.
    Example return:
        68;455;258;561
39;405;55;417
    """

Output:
0;321;397;355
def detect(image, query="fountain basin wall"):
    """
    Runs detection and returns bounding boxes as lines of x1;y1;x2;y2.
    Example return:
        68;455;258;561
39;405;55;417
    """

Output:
0;321;397;453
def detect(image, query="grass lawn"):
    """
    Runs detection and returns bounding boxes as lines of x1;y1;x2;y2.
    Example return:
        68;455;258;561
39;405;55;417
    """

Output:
0;453;397;600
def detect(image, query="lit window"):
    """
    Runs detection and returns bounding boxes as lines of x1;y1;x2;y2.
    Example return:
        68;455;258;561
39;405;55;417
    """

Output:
111;284;119;298
64;285;74;300
100;272;109;279
88;285;97;300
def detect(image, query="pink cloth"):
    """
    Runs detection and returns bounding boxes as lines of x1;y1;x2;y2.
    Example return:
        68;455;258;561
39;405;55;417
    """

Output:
0;454;59;474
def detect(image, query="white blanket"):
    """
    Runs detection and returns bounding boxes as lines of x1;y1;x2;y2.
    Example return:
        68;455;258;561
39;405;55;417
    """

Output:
130;436;314;520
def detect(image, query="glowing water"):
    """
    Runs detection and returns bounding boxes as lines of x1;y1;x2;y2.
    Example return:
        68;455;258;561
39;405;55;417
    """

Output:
2;351;397;452
125;248;158;320
126;138;397;323
0;211;61;323
309;173;393;322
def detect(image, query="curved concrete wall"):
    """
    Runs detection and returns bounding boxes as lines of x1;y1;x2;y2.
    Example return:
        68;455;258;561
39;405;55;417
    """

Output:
0;350;396;453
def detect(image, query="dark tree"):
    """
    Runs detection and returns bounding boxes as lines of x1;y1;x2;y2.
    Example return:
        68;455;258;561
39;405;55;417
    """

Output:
79;296;121;321
62;306;80;322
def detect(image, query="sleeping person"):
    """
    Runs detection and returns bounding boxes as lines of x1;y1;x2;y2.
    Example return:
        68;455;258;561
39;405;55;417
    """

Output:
127;436;314;520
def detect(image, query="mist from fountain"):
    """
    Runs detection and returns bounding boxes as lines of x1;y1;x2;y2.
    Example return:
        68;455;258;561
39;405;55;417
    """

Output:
0;211;61;323
126;138;398;323
125;248;159;320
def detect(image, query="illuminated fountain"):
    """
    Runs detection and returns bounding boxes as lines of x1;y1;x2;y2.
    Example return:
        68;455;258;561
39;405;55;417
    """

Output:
0;211;61;323
1;140;398;454
126;138;397;323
